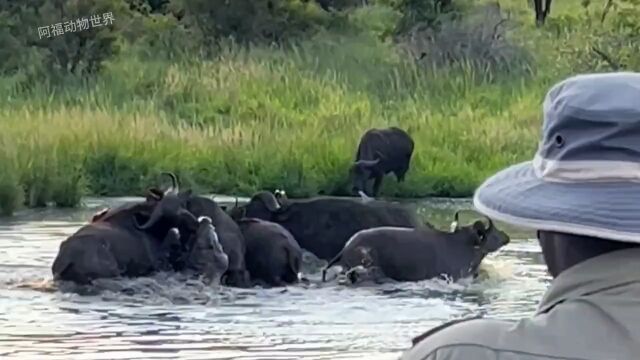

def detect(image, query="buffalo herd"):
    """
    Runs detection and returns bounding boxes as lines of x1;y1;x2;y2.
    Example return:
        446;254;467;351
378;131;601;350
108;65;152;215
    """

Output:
51;127;511;289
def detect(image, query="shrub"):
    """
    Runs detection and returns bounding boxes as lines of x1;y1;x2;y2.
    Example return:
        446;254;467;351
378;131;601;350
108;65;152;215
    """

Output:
542;0;640;73
0;0;129;87
393;0;459;35
397;3;535;79
171;0;331;46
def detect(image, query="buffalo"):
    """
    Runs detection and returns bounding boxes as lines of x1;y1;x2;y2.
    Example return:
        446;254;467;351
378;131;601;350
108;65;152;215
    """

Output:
236;218;303;287
52;175;228;285
116;173;250;288
349;126;415;198
321;210;510;283
231;190;427;261
185;216;229;285
180;194;251;288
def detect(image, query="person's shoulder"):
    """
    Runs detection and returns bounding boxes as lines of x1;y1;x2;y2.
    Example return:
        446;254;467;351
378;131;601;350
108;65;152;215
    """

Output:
399;316;516;360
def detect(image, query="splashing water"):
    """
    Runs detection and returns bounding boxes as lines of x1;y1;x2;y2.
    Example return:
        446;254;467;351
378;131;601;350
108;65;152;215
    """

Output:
0;197;550;359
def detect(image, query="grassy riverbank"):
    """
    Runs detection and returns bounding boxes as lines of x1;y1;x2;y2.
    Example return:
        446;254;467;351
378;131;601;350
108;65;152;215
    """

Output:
0;0;638;215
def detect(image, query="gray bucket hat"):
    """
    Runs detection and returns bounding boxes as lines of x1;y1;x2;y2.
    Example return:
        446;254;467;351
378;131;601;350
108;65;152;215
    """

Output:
473;72;640;243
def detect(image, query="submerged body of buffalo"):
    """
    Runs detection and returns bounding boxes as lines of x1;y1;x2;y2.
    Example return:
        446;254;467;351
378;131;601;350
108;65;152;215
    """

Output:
237;218;303;287
184;196;250;287
51;204;170;283
51;195;213;284
323;218;510;283
51;174;240;287
239;191;425;261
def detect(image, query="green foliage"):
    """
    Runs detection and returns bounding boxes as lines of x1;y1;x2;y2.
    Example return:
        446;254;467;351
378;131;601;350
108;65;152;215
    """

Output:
126;0;171;14
0;0;129;85
393;0;459;34
0;31;542;215
0;138;24;216
172;0;331;46
399;3;535;80
538;0;640;72
315;0;368;11
0;0;638;215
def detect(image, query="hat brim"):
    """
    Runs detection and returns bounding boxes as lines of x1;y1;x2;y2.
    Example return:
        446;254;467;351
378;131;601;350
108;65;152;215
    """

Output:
473;161;640;244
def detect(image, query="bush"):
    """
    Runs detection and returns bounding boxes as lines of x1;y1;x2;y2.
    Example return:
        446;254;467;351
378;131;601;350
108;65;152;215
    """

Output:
0;0;130;85
397;3;535;80
1;0;639;216
541;0;640;73
393;0;459;35
171;0;332;46
126;0;171;14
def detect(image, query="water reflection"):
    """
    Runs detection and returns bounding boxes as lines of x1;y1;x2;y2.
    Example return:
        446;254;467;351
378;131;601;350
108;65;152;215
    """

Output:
0;196;549;359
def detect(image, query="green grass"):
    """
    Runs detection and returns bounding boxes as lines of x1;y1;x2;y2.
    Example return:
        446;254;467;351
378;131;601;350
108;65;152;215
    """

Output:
0;0;634;215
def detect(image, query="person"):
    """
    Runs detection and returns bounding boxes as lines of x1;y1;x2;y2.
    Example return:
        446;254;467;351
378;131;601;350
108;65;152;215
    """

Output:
399;71;640;360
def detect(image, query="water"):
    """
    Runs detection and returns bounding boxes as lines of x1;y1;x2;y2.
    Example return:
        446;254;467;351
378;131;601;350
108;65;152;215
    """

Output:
0;196;551;359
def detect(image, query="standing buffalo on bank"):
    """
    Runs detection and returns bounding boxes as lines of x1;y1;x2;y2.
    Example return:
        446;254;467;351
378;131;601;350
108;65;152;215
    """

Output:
321;211;510;283
231;190;426;261
235;218;303;287
349;127;414;198
51;175;229;285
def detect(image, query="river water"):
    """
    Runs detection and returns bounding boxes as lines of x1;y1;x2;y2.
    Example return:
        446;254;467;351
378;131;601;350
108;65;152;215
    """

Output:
0;196;550;359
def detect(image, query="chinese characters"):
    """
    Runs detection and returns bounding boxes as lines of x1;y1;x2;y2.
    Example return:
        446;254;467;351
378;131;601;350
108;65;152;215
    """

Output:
38;12;114;39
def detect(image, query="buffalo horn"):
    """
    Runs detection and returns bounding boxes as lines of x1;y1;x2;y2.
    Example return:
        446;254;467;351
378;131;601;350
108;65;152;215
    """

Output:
450;210;461;232
483;215;494;231
135;206;163;230
160;172;179;195
355;158;380;167
258;191;281;212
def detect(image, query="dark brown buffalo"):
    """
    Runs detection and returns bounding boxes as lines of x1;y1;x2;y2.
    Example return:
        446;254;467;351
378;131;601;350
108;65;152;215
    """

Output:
52;175;228;285
131;174;250;288
231;190;427;261
321;211;510;283
181;194;251;288
236;218;303;287
349;126;414;198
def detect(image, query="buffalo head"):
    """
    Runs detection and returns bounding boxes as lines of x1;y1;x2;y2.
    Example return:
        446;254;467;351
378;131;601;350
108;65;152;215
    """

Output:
349;158;380;196
135;172;198;232
185;216;229;284
450;210;510;253
234;191;285;221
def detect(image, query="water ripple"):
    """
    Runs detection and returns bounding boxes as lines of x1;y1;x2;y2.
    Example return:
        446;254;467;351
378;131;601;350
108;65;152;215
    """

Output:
0;197;548;359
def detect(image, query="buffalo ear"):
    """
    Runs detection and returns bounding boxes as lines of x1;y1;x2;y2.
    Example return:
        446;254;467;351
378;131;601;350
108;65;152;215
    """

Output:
220;205;228;212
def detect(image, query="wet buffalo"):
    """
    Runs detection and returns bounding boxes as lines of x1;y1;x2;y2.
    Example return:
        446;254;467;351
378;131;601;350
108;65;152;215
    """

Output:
52;175;228;285
185;216;229;284
231;190;427;261
321;210;510;283
349;126;414;198
181;194;251;288
236;218;303;287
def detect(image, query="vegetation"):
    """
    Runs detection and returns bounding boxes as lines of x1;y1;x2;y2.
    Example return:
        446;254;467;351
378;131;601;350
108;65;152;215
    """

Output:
0;0;638;215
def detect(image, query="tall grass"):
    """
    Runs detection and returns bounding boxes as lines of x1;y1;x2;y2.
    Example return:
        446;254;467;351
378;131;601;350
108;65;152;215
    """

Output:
0;0;628;215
